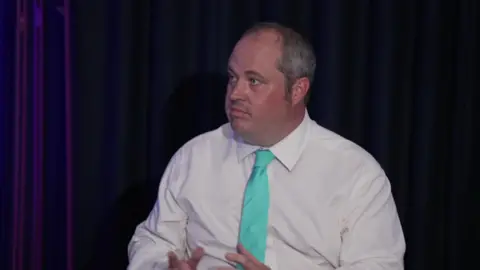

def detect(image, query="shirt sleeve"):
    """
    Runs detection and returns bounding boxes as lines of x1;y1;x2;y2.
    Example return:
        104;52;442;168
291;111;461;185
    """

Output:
127;149;188;270
337;172;406;270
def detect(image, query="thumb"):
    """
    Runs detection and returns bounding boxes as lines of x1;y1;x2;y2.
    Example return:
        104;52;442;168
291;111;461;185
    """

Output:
191;247;205;260
168;251;179;268
187;247;205;267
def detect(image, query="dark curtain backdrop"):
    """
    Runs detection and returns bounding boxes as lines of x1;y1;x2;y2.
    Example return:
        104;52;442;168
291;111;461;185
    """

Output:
1;0;477;270
72;1;477;269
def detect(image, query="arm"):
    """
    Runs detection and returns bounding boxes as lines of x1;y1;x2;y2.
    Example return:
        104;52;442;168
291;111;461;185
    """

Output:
337;173;406;270
127;150;188;270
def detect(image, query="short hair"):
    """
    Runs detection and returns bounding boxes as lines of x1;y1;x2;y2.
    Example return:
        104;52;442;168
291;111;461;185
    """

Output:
241;22;316;104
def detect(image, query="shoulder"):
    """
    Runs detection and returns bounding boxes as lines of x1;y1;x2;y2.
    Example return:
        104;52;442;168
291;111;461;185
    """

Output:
306;120;386;180
305;121;392;208
161;123;234;193
169;122;234;166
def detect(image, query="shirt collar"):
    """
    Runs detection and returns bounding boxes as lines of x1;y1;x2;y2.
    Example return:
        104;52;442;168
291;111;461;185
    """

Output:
234;110;311;171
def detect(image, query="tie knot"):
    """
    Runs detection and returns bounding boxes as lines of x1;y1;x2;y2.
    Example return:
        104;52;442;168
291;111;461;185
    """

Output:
254;149;275;168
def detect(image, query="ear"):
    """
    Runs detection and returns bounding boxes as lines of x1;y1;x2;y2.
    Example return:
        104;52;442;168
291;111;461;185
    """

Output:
290;77;310;105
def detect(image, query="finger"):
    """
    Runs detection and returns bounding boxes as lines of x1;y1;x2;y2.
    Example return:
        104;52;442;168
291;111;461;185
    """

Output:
237;244;258;264
225;252;250;267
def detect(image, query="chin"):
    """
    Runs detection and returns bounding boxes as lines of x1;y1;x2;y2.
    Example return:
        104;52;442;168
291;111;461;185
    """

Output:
229;118;250;133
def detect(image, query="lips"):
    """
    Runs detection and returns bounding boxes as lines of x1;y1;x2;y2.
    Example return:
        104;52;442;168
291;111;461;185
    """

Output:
229;107;248;117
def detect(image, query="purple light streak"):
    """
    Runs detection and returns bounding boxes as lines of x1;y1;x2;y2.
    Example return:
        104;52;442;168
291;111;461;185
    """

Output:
12;0;28;269
12;0;22;267
63;0;74;269
32;0;44;269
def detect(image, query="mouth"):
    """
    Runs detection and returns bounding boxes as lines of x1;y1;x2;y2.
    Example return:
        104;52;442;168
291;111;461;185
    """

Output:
229;108;249;118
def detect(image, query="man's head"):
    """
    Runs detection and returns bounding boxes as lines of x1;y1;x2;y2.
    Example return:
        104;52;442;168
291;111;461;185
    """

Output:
225;22;316;146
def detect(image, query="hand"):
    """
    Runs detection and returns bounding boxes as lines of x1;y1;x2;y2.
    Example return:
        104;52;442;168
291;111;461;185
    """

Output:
217;244;270;270
168;247;204;270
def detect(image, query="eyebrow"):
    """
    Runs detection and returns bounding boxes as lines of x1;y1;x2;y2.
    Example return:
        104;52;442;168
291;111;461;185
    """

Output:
227;66;237;75
245;70;267;81
227;66;268;82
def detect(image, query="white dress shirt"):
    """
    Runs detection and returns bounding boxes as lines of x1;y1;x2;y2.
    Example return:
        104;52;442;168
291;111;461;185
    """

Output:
127;111;405;270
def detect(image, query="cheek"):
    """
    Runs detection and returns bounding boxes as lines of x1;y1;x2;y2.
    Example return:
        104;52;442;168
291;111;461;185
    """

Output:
257;87;285;105
271;96;291;119
224;87;233;105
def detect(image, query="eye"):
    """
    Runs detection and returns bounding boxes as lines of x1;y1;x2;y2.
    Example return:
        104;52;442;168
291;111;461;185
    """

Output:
249;78;260;85
228;74;237;83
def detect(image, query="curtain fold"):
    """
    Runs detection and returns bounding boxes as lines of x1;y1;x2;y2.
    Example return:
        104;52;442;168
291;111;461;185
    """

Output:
1;0;74;269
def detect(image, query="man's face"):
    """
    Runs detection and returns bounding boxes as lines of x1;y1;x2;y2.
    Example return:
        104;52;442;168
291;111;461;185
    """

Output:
225;31;292;144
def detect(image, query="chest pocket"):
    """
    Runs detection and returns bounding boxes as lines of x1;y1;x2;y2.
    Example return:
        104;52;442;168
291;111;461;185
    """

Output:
179;165;246;249
268;180;341;267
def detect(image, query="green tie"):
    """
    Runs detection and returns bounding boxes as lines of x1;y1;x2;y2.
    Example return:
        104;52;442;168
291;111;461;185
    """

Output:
236;149;275;269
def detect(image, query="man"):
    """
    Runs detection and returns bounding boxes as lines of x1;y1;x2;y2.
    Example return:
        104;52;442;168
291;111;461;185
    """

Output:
128;22;405;270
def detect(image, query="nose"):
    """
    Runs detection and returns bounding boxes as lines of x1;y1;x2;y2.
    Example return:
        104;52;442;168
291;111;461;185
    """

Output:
229;80;247;101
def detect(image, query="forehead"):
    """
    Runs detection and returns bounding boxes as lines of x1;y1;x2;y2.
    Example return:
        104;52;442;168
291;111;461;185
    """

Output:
228;31;283;74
